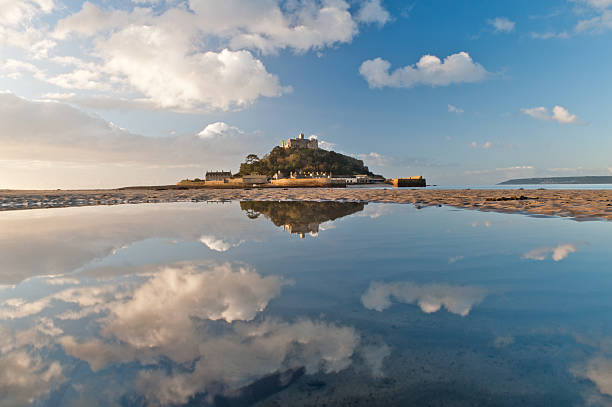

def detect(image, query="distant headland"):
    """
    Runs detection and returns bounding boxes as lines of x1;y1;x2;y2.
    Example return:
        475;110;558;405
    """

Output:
499;176;612;185
179;132;426;188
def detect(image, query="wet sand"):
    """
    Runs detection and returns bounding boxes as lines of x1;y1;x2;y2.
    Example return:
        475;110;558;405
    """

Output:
2;188;612;221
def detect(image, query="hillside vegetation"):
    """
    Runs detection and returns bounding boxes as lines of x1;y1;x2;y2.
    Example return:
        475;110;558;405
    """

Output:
238;146;375;177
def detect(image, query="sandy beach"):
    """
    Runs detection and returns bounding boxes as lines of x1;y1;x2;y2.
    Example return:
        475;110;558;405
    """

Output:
2;187;612;221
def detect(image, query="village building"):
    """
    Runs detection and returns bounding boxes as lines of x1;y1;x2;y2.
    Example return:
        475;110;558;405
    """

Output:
281;132;318;150
205;171;232;181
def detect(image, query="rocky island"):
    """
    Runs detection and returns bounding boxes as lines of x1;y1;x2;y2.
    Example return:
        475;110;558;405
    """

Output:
178;132;424;188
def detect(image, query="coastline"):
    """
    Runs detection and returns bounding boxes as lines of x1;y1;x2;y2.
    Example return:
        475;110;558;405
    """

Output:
2;188;612;221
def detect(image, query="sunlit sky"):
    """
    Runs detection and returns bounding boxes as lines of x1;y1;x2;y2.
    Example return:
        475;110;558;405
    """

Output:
1;0;611;188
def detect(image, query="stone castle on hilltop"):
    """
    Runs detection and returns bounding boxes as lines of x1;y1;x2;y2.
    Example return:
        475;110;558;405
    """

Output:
281;132;318;150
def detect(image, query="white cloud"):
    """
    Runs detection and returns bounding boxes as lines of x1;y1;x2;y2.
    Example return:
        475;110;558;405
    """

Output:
552;105;579;123
521;105;579;124
574;0;612;32
0;0;54;27
198;122;244;139
448;104;464;113
523;243;578;261
310;135;336;151
488;17;515;33
6;0;391;112
356;0;391;25
361;281;486;316
359;52;490;89
580;0;612;8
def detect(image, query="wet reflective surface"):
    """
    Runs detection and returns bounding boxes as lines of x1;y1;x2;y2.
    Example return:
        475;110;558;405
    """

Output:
1;201;612;406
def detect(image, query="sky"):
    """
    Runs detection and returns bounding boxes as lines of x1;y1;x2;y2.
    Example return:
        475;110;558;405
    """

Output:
1;0;611;188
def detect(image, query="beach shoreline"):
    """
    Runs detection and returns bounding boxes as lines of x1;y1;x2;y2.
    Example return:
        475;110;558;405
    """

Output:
2;187;612;221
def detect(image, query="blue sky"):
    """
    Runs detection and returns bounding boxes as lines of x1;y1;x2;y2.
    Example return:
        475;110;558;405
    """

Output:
1;0;611;188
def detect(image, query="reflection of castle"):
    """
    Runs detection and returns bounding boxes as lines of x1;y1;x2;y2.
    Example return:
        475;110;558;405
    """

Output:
281;132;318;150
240;201;365;238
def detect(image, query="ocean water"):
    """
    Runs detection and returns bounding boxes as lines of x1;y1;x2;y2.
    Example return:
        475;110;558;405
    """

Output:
1;201;612;406
349;184;612;190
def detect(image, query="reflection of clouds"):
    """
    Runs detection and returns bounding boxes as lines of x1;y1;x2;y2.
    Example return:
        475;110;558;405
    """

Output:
0;203;270;284
361;281;486;316
0;321;65;406
471;220;492;228
523;243;577;261
359;204;395;219
585;358;612;397
136;318;361;405
0;351;63;407
199;235;244;252
574;357;612;405
0;261;388;404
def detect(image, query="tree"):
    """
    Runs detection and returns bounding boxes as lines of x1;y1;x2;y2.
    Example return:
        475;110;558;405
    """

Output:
245;154;260;164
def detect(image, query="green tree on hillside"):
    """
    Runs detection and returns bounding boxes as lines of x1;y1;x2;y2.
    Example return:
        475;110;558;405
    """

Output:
237;146;377;177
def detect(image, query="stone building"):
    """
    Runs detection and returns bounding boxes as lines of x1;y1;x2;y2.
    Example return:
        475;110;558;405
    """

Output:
205;171;232;181
281;132;318;149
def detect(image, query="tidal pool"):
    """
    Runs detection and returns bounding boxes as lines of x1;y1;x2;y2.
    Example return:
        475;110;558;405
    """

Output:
1;201;611;406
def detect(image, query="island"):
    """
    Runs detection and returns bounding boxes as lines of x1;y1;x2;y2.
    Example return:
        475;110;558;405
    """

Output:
178;132;426;188
499;176;612;185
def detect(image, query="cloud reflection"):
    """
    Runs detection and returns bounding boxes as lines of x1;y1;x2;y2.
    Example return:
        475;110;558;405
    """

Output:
0;261;389;405
523;243;578;261
361;281;486;316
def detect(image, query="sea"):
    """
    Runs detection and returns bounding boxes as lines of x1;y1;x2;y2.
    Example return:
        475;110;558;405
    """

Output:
1;200;611;406
348;183;612;190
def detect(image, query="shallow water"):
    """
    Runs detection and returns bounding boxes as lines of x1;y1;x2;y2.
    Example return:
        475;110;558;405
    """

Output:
1;201;611;406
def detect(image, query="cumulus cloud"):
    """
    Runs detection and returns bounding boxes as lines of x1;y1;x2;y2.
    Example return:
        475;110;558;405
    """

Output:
361;281;486;316
4;0;390;112
359;52;490;89
0;0;53;26
523;244;578;261
521;105;579;124
198;121;244;139
356;0;391;25
488;17;515;33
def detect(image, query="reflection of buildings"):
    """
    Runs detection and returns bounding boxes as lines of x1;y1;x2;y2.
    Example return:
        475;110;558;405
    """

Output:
240;201;366;238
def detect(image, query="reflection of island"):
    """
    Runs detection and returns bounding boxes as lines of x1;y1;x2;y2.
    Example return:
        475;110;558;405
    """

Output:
240;201;366;238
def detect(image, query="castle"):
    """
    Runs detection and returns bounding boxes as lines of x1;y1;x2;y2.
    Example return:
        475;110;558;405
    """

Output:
281;132;318;150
